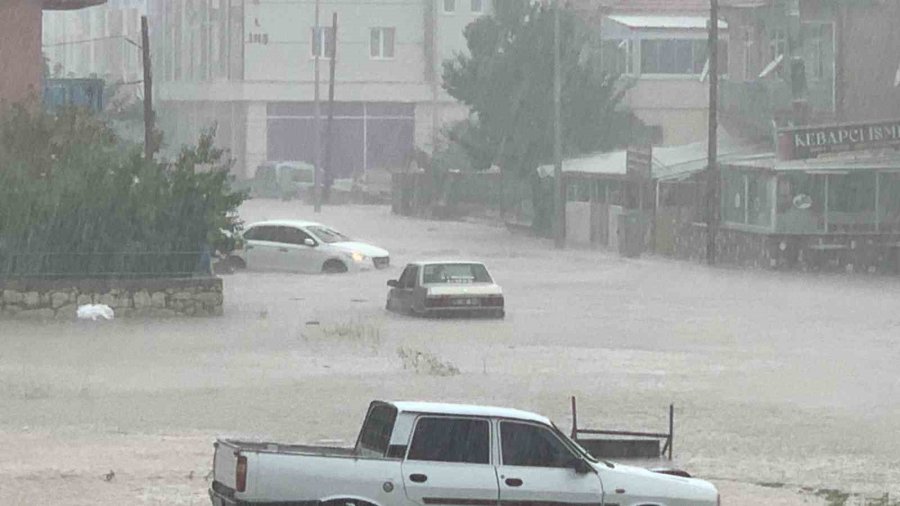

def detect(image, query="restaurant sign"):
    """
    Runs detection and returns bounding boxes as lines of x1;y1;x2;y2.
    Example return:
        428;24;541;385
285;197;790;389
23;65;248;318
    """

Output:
626;145;653;180
777;119;900;160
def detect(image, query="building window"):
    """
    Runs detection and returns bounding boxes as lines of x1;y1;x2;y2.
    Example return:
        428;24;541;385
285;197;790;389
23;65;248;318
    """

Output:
601;39;631;75
471;0;483;13
370;27;396;59
640;39;719;75
767;28;787;77
723;170;773;228
802;23;834;81
311;26;335;58
742;30;752;80
443;0;456;13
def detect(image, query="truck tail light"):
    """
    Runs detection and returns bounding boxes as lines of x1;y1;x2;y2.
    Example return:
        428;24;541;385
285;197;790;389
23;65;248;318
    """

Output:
236;455;248;492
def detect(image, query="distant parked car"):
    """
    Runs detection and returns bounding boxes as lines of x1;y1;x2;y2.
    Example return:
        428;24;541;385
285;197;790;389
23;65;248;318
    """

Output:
386;261;504;318
235;220;389;274
233;161;315;200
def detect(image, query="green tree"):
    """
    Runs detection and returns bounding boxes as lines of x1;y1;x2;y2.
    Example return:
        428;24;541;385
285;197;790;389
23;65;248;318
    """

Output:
442;2;645;233
0;104;244;278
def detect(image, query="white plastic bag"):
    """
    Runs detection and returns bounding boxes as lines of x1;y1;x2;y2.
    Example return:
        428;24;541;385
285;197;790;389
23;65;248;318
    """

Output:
76;304;115;321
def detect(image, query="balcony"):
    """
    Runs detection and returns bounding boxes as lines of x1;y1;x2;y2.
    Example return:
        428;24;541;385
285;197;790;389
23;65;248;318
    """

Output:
720;77;835;143
43;0;106;10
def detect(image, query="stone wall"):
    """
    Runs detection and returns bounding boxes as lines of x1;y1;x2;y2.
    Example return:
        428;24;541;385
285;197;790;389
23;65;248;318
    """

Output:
670;222;900;274
0;277;224;319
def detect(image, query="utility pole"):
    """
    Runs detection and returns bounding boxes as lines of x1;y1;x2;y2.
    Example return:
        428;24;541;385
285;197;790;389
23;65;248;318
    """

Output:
313;0;322;213
705;0;719;265
553;0;565;249
323;12;338;204
141;16;155;160
431;0;440;161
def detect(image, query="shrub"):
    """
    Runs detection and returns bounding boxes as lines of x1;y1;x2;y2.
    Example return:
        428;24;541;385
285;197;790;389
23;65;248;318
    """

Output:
0;105;245;278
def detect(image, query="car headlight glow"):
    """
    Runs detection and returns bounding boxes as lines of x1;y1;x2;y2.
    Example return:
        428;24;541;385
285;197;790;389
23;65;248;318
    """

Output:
351;251;367;263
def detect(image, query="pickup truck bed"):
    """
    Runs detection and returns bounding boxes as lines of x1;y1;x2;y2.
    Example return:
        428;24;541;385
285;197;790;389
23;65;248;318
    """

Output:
220;440;357;457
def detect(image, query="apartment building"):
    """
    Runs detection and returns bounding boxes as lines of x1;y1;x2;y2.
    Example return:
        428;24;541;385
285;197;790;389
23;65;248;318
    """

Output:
147;0;491;178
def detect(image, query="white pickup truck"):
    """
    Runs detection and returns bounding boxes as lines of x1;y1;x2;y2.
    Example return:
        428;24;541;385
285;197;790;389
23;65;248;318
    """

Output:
210;401;719;506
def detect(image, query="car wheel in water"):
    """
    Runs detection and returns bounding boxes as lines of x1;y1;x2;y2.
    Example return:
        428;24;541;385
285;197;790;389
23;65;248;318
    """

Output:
322;259;348;274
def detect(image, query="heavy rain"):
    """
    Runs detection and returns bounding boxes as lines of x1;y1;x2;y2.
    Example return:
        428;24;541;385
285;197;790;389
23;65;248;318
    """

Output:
1;1;900;505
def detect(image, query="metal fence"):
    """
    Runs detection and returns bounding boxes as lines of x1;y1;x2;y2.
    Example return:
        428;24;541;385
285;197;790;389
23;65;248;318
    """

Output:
0;251;207;279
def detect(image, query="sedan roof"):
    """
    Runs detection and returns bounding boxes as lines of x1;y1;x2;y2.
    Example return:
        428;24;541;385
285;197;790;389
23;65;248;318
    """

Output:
410;260;488;266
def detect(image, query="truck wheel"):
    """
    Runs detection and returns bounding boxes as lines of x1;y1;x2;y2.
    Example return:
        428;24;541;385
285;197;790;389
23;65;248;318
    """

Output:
322;500;376;506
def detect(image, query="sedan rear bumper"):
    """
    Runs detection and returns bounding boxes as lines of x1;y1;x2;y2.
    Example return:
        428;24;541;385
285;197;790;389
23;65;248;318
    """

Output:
421;307;504;318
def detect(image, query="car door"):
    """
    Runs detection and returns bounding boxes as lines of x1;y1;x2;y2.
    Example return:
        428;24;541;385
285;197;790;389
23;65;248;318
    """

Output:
402;416;499;506
243;226;282;271
279;226;323;273
391;265;419;313
495;421;604;506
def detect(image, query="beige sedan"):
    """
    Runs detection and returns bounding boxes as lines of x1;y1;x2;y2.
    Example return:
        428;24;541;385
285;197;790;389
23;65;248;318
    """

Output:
386;261;504;318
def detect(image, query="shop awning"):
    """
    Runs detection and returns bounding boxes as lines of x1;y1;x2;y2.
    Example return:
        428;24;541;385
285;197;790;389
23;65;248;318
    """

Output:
731;150;900;173
606;15;727;30
538;129;768;181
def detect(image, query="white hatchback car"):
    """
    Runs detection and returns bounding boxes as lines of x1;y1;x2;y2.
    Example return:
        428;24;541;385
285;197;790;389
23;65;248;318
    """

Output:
235;220;390;274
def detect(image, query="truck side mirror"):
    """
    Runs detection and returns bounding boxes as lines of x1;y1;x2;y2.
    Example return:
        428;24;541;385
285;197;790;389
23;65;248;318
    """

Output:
387;280;399;288
304;238;317;247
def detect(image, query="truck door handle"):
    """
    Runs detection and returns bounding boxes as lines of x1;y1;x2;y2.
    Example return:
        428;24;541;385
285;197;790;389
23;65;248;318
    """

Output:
505;478;523;487
278;247;289;253
409;473;428;483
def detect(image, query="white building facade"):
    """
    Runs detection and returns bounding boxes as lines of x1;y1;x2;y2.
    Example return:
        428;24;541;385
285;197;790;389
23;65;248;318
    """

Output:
148;0;490;178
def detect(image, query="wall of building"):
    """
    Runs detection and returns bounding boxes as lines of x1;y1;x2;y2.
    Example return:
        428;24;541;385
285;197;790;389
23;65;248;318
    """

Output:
670;221;900;274
0;0;44;106
837;2;900;123
625;78;710;145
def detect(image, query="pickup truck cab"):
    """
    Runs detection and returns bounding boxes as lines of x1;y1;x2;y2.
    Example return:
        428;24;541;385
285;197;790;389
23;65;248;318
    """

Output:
210;401;719;506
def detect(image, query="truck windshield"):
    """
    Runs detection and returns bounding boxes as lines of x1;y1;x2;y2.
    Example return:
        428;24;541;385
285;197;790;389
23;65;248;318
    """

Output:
356;403;398;456
550;423;606;465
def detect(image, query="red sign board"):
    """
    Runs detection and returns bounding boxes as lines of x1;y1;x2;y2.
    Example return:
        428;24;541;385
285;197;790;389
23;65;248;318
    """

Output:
626;145;653;180
777;119;900;160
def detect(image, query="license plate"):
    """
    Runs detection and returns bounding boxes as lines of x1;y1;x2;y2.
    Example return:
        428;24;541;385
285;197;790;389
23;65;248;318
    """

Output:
452;298;478;306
